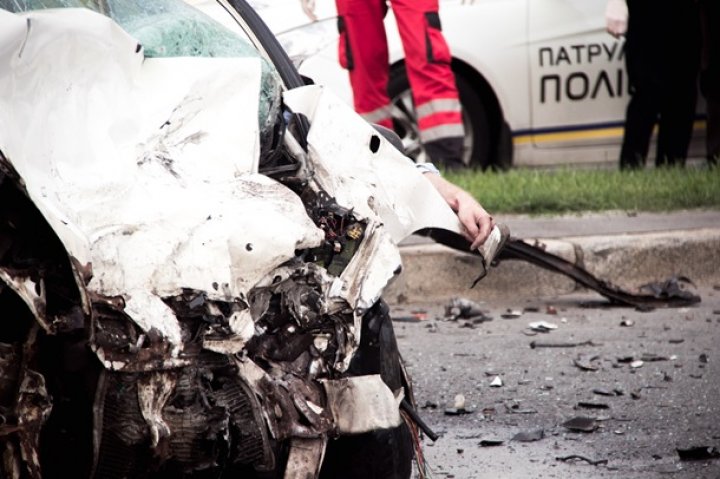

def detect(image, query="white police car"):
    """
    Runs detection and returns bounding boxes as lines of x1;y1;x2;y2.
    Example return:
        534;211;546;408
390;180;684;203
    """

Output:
257;0;705;169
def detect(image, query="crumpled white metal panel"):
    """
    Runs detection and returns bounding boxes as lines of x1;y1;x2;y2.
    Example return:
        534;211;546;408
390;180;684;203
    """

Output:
283;85;465;312
0;8;324;345
283;85;465;244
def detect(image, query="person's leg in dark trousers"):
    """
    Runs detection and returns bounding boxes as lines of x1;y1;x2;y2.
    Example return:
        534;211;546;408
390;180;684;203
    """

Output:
700;0;720;166
619;1;663;169
655;1;701;167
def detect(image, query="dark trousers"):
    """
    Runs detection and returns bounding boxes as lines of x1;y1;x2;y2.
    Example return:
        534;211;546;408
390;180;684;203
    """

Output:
620;0;701;169
700;0;720;164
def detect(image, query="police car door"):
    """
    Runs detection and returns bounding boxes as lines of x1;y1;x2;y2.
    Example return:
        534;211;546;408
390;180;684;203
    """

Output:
527;0;627;154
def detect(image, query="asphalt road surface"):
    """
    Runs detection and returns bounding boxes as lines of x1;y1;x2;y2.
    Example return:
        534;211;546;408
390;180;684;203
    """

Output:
391;286;720;479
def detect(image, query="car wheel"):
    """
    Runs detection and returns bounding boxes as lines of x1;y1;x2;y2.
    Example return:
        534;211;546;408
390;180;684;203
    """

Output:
387;68;492;169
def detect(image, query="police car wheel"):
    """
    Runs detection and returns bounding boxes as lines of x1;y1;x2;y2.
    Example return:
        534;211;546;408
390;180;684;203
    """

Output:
388;68;493;170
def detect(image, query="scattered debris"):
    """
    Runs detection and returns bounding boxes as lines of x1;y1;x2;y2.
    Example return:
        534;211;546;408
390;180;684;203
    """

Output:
529;321;558;333
630;360;644;369
669;338;685;344
641;353;669;362
676;446;720;461
556;455;608;466
530;340;599;349
505;402;537;414
501;309;523;319
620;319;634;327
489;376;503;387
593;388;613;396
479;439;504;447
496;241;701;308
445;297;486;321
577;402;610;410
445;394;474;416
444;408;475;416
546;305;558;315
512;429;545;442
639;276;702;305
574;354;601;371
562;417;598;432
422;401;438;409
699;353;709;363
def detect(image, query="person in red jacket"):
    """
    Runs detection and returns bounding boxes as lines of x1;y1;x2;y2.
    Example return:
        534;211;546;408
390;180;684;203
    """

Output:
301;0;465;169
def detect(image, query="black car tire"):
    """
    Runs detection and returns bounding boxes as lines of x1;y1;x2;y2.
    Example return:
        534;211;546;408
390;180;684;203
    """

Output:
387;68;492;169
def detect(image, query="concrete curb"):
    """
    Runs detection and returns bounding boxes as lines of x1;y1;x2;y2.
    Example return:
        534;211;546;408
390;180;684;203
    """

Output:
385;229;720;304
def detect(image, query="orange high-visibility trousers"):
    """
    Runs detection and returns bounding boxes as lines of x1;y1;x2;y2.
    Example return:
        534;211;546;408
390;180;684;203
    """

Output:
336;0;464;162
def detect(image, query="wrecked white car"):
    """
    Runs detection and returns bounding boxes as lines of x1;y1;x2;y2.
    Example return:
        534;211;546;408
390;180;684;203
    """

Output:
0;0;472;477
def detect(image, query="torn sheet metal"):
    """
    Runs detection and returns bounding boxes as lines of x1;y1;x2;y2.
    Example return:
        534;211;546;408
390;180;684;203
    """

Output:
322;375;404;434
283;85;465;244
0;8;325;347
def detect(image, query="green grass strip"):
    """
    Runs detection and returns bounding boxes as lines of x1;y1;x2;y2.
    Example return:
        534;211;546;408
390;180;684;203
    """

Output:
444;166;720;215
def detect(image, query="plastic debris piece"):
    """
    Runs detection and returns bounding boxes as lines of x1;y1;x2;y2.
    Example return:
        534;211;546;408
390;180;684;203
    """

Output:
444;407;475;416
620;319;634;327
530;340;598;349
501;309;523;319
490;376;503;387
574;354;601;371
630;360;644;368
505;402;537;414
528;321;558;333
512;429;545;442
446;297;485;320
556;455;608;466
479;439;504;447
676;446;720;461
562;417;598;432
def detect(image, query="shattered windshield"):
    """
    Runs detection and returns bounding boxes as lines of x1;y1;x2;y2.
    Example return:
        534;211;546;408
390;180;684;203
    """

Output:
1;0;282;134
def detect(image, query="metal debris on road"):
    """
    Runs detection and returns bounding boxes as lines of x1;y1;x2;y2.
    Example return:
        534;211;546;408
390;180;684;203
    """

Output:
445;297;486;320
577;402;610;410
562;416;598;432
556;455;608;466
445;394;475;416
478;439;504;447
530;340;599;349
511;429;545;442
574;354;601;371
528;321;558;332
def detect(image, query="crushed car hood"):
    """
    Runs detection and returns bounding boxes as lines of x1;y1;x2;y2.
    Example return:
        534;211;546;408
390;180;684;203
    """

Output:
0;7;463;346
